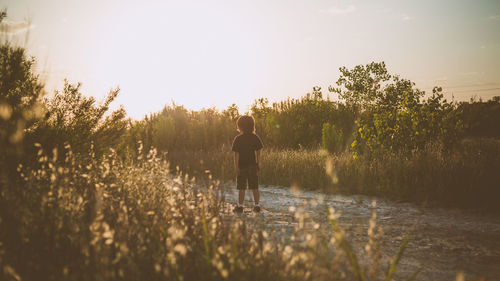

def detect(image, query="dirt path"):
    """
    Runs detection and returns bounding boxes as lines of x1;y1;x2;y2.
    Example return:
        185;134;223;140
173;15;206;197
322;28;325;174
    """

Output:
222;185;500;281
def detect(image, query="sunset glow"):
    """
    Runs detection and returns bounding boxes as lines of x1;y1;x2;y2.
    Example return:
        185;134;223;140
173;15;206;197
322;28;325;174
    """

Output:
3;0;500;118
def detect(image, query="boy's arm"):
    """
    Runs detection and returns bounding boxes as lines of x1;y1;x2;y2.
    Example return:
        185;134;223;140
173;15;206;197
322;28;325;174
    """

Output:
234;152;240;175
256;149;261;173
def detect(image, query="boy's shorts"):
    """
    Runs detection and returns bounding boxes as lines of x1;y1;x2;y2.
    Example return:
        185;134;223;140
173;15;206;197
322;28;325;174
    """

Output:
237;165;258;190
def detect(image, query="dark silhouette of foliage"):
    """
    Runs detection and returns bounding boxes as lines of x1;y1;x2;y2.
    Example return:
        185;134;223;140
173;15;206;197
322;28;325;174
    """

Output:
322;122;344;153
26;80;128;160
0;24;45;182
127;103;238;154
457;97;500;139
250;87;355;149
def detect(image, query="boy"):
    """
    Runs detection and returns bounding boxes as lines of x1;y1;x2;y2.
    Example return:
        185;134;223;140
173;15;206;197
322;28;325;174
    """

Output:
231;115;263;213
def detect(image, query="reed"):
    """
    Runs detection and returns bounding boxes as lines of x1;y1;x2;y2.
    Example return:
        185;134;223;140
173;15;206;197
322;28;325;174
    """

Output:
168;138;500;211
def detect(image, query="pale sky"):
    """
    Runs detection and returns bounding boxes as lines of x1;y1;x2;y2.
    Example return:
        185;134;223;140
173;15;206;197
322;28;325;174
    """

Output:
2;0;500;119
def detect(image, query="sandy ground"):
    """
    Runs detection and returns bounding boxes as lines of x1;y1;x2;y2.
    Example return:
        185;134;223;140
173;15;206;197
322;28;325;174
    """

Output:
221;185;500;281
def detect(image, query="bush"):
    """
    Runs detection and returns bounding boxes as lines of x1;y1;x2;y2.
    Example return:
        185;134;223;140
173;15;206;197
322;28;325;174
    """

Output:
331;62;463;155
322;122;344;154
0;35;45;181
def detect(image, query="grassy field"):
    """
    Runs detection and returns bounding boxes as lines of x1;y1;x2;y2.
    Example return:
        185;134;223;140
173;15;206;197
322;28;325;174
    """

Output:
168;147;330;190
168;138;500;211
1;146;419;281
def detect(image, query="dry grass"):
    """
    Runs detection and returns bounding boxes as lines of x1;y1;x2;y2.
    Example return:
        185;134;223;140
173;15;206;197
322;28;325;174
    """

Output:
168;148;331;191
168;139;500;211
0;143;427;281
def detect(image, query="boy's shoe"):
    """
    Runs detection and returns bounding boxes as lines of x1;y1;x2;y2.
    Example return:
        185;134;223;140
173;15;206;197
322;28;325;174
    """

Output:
253;205;261;213
233;206;244;213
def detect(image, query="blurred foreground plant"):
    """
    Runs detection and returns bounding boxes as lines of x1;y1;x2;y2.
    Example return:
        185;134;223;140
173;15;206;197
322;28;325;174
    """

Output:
0;140;429;281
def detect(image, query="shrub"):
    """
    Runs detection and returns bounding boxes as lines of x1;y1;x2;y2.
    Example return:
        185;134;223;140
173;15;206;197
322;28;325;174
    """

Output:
322;122;344;154
331;62;463;155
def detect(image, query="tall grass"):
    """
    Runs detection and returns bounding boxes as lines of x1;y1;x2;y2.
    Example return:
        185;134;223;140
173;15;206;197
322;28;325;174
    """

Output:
1;144;423;281
168;138;500;211
168;148;331;190
335;139;500;209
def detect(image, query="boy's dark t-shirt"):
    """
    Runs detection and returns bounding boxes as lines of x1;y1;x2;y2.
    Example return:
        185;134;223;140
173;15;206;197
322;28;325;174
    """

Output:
232;133;263;168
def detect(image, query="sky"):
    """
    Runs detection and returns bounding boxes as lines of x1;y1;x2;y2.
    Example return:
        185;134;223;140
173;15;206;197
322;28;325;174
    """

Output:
1;0;500;119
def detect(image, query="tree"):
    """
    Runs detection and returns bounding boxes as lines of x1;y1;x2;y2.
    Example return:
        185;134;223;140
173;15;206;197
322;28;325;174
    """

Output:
456;97;500;138
329;62;391;111
27;81;128;159
0;12;45;180
332;62;462;154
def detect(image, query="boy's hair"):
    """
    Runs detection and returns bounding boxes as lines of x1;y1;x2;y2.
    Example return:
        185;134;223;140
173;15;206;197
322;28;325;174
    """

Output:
237;115;255;134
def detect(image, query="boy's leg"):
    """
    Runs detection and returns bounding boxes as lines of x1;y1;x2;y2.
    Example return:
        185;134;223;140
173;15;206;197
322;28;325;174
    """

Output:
248;165;260;206
236;167;248;206
238;189;246;205
252;189;260;205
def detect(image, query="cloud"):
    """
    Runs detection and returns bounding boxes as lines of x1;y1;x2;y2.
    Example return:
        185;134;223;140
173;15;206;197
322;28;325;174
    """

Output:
488;14;500;20
0;19;34;35
434;77;448;82
376;8;392;14
320;5;356;15
401;14;414;21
